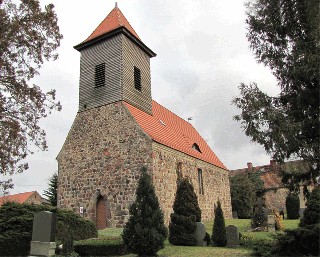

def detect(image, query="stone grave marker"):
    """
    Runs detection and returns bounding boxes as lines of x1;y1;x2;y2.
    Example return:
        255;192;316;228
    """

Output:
226;225;239;247
232;211;238;219
193;222;207;246
267;215;275;232
30;211;56;257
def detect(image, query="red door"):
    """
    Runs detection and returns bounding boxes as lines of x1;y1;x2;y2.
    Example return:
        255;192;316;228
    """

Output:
96;197;107;229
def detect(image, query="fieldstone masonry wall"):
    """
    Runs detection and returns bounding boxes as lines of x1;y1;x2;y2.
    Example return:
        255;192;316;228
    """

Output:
152;143;232;223
58;101;232;227
57;102;153;227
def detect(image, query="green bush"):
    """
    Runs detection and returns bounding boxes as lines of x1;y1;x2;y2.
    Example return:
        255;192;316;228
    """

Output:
204;232;211;246
286;193;300;219
122;167;167;256
0;202;97;256
169;177;201;246
211;200;227;246
270;224;320;256
74;238;127;256
230;173;256;218
251;203;267;229
299;187;320;227
56;209;97;241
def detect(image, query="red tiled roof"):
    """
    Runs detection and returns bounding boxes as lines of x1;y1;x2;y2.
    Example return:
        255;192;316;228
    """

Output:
0;191;35;206
125;101;227;170
84;6;140;43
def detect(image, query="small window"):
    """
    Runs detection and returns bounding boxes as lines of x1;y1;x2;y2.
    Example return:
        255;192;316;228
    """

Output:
134;66;141;91
198;168;204;195
95;63;105;87
192;143;201;153
176;162;182;180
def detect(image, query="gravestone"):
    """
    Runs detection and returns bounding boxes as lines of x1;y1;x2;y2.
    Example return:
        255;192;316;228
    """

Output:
226;225;239;247
193;222;207;246
232;211;238;219
267;215;275;232
30;211;56;257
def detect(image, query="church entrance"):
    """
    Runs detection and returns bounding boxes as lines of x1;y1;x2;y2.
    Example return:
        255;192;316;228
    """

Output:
96;196;111;229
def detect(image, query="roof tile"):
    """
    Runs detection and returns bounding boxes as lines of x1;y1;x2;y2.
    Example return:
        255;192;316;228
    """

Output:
125;101;227;170
84;6;140;43
0;191;35;206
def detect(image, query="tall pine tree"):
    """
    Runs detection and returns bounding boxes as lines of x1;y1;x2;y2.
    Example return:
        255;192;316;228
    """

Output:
122;167;167;256
169;177;201;246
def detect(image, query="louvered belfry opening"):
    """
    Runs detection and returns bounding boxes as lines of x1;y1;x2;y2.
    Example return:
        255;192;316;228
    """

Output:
134;66;141;91
95;63;106;87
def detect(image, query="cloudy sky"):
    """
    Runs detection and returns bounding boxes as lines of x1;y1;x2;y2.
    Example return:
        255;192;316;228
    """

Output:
7;0;279;195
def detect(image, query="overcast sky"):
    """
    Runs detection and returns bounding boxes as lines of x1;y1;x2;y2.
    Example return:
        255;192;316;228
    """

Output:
7;0;279;195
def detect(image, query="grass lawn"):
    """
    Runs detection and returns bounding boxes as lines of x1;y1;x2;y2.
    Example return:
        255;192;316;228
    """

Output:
94;218;300;257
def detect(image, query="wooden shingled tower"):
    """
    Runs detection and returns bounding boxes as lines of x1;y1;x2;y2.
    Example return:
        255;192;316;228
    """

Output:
74;3;156;115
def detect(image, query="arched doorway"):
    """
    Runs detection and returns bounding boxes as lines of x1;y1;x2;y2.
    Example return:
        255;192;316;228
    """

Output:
96;196;111;229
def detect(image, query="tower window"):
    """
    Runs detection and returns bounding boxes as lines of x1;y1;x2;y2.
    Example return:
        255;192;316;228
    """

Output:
134;66;141;91
198;168;204;195
95;63;105;87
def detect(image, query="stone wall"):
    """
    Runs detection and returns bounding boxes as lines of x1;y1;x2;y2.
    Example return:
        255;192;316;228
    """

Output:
152;143;232;224
264;186;308;212
57;101;153;227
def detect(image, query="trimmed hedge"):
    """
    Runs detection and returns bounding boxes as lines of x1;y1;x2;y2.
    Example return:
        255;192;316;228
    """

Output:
0;202;97;256
74;238;127;256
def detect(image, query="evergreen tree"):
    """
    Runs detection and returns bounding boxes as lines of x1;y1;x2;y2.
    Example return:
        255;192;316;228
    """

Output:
233;0;319;188
211;200;227;247
299;187;320;227
230;173;255;218
43;173;58;206
169;177;201;246
122;167;167;256
286;193;300;219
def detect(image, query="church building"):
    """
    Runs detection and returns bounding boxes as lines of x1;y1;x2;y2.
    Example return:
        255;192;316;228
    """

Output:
57;4;232;229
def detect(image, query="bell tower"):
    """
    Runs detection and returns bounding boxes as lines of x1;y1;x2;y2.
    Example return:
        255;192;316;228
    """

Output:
74;4;156;115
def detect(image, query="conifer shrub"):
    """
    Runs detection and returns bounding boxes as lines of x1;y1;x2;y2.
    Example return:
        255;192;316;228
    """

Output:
230;173;256;218
122;167;167;256
169;177;201;246
211;200;227;247
270;187;320;256
286;193;300;219
299;187;320;227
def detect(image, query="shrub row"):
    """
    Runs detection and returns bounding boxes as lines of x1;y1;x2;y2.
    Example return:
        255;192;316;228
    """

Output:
0;202;97;256
74;238;127;256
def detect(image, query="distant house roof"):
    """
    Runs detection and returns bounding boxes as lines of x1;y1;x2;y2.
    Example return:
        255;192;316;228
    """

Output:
125;100;227;170
0;191;42;206
229;160;309;190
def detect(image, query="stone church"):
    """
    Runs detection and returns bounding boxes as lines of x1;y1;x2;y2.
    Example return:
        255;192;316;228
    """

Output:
57;5;232;229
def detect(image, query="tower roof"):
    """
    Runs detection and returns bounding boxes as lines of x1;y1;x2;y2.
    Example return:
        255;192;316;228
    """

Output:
84;4;141;43
74;4;156;57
